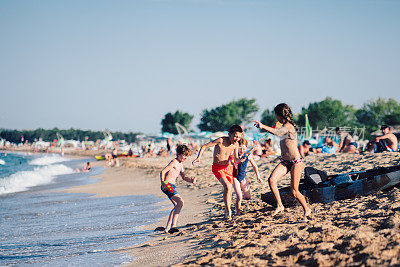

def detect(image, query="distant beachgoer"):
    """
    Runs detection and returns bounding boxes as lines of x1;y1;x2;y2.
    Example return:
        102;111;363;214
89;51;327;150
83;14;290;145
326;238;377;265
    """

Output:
146;144;156;157
167;138;173;152
158;147;168;157
128;148;133;157
298;140;312;158
112;145;119;167
104;153;112;165
325;137;339;151
76;162;91;172
336;127;358;153
252;140;263;160
233;138;263;215
191;142;200;154
141;145;147;156
160;144;196;234
367;125;399;152
253;103;311;219
192;125;243;220
317;137;338;154
261;138;276;157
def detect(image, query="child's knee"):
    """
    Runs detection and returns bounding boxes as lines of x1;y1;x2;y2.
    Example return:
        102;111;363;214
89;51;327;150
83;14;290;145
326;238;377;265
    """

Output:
268;176;277;185
222;180;232;190
226;184;233;193
291;188;300;198
177;199;184;207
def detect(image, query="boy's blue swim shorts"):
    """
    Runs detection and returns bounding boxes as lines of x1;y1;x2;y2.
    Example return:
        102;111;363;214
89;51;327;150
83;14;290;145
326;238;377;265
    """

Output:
161;183;177;199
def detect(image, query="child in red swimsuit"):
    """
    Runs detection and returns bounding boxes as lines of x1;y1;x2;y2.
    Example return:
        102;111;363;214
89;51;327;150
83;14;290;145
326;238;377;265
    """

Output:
192;125;243;220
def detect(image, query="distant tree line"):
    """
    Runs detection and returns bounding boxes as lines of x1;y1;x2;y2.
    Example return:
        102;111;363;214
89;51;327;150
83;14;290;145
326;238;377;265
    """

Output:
162;97;400;139
0;128;139;144
2;97;398;143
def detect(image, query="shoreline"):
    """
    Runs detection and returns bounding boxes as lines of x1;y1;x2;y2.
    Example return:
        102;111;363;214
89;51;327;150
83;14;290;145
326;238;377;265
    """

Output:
65;155;214;266
6;148;400;265
71;152;400;266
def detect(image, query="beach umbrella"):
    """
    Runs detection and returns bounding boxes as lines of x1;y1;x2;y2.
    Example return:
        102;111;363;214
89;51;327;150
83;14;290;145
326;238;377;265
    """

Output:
305;114;312;139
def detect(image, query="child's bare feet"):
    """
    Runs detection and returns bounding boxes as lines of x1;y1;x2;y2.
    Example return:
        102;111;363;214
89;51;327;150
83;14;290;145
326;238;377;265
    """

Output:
235;209;242;216
272;205;285;216
154;226;165;232
224;210;232;220
304;206;312;217
168;227;180;234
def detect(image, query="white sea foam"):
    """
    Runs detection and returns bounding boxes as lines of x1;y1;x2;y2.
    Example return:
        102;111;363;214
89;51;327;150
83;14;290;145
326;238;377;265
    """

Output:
0;159;5;165
0;164;74;195
29;155;70;166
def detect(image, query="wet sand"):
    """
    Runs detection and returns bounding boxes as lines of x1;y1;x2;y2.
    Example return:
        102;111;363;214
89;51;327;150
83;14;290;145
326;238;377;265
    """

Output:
65;156;212;266
68;151;400;266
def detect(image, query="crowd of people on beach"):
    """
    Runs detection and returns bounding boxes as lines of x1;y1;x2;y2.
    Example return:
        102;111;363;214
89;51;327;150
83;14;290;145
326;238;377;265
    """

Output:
158;102;400;234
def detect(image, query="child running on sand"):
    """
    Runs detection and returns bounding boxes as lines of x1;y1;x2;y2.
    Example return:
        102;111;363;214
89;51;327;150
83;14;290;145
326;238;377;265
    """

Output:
253;103;311;219
192;125;243;220
160;144;196;234
233;138;263;215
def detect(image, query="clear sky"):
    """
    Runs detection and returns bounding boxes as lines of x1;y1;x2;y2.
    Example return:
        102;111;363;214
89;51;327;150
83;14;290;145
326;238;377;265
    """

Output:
1;0;399;134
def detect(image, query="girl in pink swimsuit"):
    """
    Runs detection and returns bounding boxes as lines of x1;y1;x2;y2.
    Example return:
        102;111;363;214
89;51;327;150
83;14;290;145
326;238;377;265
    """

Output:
253;103;311;219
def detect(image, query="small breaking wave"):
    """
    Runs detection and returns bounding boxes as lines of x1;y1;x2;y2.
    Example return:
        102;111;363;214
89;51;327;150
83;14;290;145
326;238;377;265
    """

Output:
29;155;70;166
0;159;5;165
0;164;74;195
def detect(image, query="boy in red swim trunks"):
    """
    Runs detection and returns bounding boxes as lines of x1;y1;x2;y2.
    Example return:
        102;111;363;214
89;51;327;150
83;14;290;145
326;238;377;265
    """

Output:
192;125;243;220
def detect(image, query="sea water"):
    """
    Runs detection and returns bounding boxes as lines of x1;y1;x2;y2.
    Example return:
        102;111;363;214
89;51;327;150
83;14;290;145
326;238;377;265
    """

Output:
0;152;169;266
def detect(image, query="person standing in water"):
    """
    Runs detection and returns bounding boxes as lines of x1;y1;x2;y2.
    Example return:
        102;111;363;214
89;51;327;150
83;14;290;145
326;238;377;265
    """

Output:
112;144;119;167
253;103;311;219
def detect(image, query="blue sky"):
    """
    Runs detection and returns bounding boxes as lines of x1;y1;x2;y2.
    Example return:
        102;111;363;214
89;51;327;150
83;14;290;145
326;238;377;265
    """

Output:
1;0;399;134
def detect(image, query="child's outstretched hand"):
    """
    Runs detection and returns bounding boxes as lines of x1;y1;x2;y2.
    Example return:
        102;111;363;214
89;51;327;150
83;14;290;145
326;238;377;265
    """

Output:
252;120;263;129
192;158;200;166
191;177;196;184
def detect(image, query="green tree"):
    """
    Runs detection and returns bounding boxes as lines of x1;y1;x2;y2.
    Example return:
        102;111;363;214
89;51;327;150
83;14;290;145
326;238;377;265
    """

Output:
198;98;259;132
0;128;139;143
355;98;400;134
260;109;276;131
161;111;194;134
297;97;356;130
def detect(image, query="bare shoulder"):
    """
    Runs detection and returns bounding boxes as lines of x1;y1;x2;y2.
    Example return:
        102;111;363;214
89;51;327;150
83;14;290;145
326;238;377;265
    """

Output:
168;158;178;167
283;123;294;132
215;137;224;144
221;136;231;145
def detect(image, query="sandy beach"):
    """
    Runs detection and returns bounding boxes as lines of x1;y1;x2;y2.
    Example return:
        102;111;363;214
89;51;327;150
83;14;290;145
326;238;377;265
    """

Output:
65;156;213;266
62;150;400;266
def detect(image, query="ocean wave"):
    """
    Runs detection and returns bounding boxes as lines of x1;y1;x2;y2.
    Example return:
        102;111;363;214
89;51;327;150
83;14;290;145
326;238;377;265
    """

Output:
29;155;70;166
0;164;74;195
0;159;5;165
